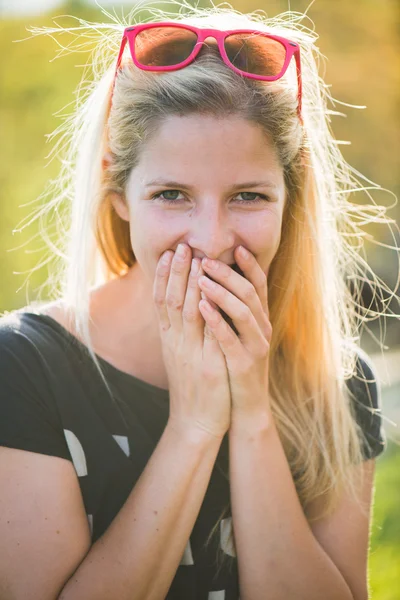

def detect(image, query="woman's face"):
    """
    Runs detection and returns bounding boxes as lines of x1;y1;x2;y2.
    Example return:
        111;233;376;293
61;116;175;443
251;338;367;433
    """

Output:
113;114;286;285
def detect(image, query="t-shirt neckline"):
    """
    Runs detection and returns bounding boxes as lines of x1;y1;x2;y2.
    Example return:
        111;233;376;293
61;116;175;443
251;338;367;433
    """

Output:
23;311;170;398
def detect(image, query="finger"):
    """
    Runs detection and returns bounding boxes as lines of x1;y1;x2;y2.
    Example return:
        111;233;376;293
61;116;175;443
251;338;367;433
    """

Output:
200;290;219;312
234;246;270;320
201;257;270;338
153;250;174;331
200;298;270;376
198;275;266;354
202;256;270;338
200;299;242;360
182;257;204;343
165;244;192;331
202;310;225;362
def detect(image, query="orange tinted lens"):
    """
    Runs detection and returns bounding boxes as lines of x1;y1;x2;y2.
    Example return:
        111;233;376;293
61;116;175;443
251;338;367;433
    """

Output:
225;33;286;76
135;27;198;67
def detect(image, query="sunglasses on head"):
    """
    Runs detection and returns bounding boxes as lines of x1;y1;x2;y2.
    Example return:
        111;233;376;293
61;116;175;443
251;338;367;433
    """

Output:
111;22;303;124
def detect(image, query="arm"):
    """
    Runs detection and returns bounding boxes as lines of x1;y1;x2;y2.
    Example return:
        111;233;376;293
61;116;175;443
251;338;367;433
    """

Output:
0;423;222;600
60;422;222;600
229;411;356;600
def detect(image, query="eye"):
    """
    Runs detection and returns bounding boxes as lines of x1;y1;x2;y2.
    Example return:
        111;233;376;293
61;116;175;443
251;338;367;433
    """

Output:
235;192;270;204
151;190;184;204
151;190;270;205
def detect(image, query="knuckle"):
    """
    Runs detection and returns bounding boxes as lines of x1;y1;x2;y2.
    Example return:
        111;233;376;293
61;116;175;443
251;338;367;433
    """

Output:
236;359;252;376
264;320;273;338
255;341;269;359
224;330;237;347
187;273;199;288
237;306;251;323
201;364;219;381
153;293;165;308
203;326;215;342
170;261;185;275
166;294;184;311
258;271;267;286
182;308;199;323
243;283;256;303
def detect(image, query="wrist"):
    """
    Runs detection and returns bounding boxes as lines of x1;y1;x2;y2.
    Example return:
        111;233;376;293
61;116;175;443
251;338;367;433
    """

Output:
167;417;225;446
229;408;274;436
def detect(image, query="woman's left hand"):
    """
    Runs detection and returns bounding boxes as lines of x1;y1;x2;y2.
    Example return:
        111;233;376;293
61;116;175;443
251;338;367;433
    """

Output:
198;245;273;419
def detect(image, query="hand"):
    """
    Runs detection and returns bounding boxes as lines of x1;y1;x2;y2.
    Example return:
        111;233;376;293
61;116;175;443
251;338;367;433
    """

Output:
198;246;272;419
153;243;231;440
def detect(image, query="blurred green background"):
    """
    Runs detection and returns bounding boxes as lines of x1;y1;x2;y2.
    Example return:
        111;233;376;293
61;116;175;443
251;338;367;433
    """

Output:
0;1;399;598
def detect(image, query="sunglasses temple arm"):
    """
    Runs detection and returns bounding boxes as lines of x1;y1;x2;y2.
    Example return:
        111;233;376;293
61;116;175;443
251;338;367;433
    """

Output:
112;35;128;93
104;34;128;156
294;49;303;125
107;34;128;115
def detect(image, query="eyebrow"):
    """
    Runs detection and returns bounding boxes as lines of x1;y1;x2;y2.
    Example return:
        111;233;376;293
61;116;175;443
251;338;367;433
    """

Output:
144;179;279;191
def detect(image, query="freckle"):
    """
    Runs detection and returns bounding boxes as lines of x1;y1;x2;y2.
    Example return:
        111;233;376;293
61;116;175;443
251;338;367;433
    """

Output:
7;521;10;524
154;510;158;515
56;530;60;534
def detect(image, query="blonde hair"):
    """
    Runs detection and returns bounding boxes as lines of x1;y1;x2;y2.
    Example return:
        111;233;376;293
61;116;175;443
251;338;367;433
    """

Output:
20;0;398;576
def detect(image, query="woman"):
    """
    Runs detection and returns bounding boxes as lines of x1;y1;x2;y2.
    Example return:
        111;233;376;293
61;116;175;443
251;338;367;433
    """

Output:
0;3;389;599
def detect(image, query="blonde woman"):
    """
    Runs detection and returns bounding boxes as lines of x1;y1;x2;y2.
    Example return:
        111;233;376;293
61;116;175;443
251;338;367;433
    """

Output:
0;2;391;599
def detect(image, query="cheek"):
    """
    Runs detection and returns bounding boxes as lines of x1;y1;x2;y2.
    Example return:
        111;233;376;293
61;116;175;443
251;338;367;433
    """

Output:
238;213;282;278
128;208;179;269
241;211;282;252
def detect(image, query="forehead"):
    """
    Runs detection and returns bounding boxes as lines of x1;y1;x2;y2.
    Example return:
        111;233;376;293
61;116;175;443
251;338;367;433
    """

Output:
136;114;284;183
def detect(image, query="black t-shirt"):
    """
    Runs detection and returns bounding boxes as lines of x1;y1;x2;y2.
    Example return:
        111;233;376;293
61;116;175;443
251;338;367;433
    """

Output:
0;310;387;599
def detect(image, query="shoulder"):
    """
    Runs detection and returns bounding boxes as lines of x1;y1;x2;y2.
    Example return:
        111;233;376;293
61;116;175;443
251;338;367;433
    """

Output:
0;308;72;460
0;307;57;364
0;309;41;362
0;306;77;397
345;346;380;412
0;307;62;397
345;345;387;460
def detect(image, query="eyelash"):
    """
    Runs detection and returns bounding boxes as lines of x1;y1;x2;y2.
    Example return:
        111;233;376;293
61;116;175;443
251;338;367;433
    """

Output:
151;190;271;205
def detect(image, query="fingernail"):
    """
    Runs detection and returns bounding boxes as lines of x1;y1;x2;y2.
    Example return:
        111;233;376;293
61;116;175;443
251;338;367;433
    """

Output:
162;251;172;265
202;300;213;312
176;244;187;258
191;258;199;275
203;257;217;269
199;276;215;288
239;246;249;259
200;291;218;310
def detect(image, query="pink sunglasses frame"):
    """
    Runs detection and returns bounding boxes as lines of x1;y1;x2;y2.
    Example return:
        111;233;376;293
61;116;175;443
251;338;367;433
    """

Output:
110;22;303;124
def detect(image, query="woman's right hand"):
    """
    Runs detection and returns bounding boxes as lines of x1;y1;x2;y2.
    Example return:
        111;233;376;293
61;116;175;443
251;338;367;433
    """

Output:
153;243;231;440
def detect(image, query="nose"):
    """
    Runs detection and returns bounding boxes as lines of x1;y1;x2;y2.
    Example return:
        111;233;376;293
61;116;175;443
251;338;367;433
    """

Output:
187;204;235;261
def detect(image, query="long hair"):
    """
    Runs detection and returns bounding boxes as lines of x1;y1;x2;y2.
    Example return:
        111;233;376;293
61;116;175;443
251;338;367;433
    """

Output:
19;0;398;576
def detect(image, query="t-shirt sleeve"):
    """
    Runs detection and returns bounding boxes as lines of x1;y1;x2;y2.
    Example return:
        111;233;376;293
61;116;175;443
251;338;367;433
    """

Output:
346;349;387;461
0;320;72;461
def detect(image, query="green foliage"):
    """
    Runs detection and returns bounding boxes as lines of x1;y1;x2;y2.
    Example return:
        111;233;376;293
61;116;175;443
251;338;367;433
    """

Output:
370;440;400;599
0;5;98;307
